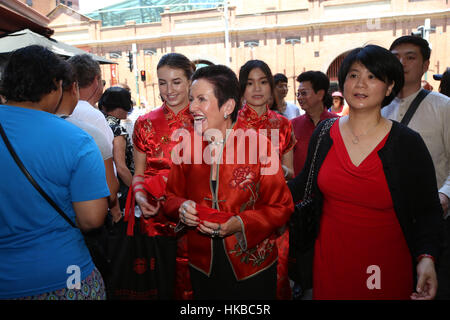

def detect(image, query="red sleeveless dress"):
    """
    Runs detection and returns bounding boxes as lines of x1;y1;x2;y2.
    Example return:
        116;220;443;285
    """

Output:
313;121;413;300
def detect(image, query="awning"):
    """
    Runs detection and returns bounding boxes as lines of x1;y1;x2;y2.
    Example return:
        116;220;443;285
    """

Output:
0;29;115;64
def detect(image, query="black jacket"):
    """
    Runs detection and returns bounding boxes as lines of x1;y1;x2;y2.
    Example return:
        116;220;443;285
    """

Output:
288;119;442;268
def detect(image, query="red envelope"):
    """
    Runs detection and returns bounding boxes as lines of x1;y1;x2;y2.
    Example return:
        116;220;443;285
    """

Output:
142;174;167;205
196;205;234;224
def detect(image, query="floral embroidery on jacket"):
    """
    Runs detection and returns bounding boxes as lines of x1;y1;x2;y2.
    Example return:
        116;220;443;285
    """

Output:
229;166;260;211
229;239;275;267
229;166;256;190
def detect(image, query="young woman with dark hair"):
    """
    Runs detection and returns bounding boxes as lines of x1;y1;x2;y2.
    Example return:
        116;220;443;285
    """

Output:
129;52;195;299
236;60;295;180
288;44;442;300
234;60;296;300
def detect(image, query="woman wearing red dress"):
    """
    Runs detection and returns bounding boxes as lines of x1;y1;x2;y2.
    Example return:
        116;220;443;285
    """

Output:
164;64;293;299
288;45;442;299
130;53;194;299
235;60;296;299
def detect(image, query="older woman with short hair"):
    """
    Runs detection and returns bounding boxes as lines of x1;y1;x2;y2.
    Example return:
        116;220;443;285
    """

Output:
164;64;293;300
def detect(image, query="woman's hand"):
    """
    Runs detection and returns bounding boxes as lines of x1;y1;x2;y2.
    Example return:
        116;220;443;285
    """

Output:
135;191;163;218
410;257;437;300
179;200;200;227
197;216;242;238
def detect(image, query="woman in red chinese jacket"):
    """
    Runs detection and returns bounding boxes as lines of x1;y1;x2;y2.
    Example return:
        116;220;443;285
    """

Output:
130;53;194;299
235;60;295;299
164;65;293;300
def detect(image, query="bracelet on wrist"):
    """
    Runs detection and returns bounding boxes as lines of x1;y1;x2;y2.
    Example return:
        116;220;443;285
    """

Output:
133;181;146;194
417;254;435;263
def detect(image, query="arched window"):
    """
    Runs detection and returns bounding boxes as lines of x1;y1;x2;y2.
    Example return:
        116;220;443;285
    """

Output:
326;51;350;82
327;51;350;91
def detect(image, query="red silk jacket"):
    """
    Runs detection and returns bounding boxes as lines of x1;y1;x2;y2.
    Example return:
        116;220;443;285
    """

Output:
234;104;296;158
132;103;193;236
164;127;294;280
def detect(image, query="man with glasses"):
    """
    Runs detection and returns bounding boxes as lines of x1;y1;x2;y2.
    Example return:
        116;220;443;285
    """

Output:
291;71;337;178
68;54;114;147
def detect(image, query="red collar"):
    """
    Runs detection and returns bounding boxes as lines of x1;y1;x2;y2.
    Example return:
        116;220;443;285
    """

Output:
239;103;271;124
162;102;191;121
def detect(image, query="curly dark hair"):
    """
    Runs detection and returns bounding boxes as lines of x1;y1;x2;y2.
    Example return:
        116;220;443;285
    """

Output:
98;86;133;113
1;45;66;103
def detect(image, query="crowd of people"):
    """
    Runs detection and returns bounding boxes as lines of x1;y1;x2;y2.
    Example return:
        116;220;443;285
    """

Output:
0;34;449;300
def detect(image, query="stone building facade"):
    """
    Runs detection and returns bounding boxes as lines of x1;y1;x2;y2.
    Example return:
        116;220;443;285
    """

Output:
47;0;449;107
18;0;79;15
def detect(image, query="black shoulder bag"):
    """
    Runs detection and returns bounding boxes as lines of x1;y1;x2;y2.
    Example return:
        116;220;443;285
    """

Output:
400;89;430;126
0;122;112;279
288;117;337;291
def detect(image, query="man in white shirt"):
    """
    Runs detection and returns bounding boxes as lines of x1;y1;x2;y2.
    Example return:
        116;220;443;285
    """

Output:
56;60;119;217
273;73;303;119
382;36;450;216
67;54;114;146
382;36;450;299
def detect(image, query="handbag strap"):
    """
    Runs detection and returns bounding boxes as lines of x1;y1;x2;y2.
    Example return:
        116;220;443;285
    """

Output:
400;89;430;126
302;117;337;201
0;122;77;229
